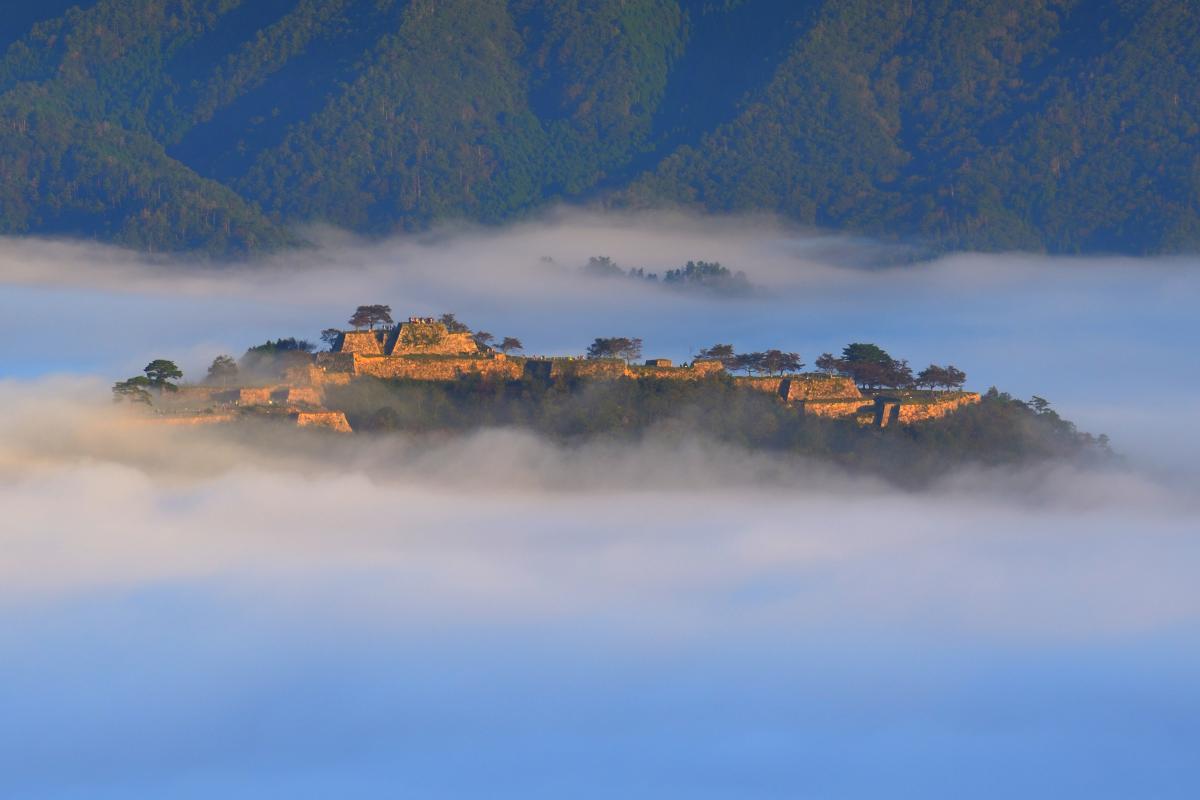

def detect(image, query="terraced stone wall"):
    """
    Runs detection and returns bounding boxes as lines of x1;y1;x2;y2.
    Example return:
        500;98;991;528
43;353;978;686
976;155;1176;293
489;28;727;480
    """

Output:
272;386;322;406
628;359;725;380
799;400;871;419
354;356;523;381
895;393;981;424
387;321;480;356
338;331;384;355
548;359;629;379
294;411;353;433
734;375;861;401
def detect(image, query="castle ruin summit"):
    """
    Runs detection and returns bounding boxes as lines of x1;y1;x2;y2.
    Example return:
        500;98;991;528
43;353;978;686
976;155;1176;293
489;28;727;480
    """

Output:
305;314;979;426
130;312;980;432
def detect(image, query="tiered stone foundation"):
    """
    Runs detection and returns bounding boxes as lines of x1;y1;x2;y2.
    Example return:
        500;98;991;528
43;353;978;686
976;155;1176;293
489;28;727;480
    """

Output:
894;392;981;424
386;320;481;356
337;330;385;355
733;375;862;402
353;355;524;381
800;399;873;419
294;411;353;433
313;353;729;383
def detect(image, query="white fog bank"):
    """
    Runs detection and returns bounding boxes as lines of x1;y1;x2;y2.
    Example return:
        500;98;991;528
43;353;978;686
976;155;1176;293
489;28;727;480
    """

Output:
1;383;1198;799
2;214;1200;798
2;210;1197;471
0;383;1196;637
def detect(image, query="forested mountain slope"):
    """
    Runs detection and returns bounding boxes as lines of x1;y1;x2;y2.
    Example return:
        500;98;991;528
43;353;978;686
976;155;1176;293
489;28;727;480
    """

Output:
0;0;1196;255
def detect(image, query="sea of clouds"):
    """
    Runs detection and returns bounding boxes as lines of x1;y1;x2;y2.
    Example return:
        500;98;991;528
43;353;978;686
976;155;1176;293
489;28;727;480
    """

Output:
1;211;1199;798
2;208;1197;467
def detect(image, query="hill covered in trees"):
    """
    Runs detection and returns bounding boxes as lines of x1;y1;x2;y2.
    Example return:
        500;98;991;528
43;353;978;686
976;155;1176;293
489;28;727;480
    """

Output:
2;0;1197;255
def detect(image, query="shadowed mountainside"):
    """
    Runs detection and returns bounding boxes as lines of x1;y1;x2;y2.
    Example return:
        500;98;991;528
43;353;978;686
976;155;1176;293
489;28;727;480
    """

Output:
1;0;1196;255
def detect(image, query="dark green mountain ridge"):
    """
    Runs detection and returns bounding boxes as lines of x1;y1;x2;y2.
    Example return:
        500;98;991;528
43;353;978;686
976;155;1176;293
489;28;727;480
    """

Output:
0;0;1196;255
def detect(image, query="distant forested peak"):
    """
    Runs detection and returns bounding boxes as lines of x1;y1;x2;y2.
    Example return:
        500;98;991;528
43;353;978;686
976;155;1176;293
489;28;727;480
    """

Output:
0;0;1196;255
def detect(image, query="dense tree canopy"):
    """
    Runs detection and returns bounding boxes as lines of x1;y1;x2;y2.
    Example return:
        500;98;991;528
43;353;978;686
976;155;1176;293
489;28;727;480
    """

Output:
916;364;967;391
112;376;152;404
113;357;181;402
0;0;1196;255
587;337;643;361
206;355;238;386
697;343;734;362
439;314;471;334
143;359;183;391
759;350;804;376
348;305;393;331
241;337;316;377
320;329;342;350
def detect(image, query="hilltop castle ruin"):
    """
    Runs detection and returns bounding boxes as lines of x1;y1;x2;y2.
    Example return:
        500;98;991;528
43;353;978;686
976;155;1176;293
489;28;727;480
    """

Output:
139;314;980;432
302;315;979;426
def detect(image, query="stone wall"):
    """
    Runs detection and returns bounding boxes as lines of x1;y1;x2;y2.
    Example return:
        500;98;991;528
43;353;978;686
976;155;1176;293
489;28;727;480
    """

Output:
176;385;326;408
864;392;982;427
162;386;221;410
307;354;985;428
873;398;902;428
294;411;353;433
320;372;353;386
729;376;781;395
549;359;629;379
272;386;323;406
733;375;861;402
628;359;725;380
799;400;871;419
354;355;524;381
319;353;730;383
338;330;384;355
894;393;981;424
691;359;725;377
293;363;353;388
783;376;862;401
233;387;273;405
386;321;480;356
315;353;355;372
